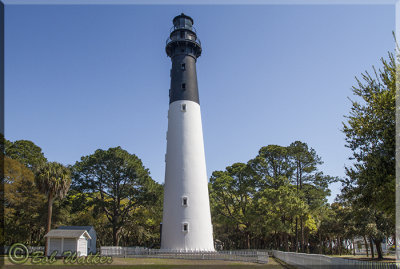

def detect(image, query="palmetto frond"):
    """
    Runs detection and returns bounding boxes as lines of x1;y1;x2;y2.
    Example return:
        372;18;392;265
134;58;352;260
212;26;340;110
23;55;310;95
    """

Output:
35;162;71;199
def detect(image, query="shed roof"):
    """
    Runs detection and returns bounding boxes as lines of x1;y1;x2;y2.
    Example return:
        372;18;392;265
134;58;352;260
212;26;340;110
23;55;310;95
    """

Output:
44;229;91;239
57;226;95;233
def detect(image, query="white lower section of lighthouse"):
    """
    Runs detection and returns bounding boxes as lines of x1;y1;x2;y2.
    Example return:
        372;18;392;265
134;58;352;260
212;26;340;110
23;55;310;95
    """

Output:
161;100;215;251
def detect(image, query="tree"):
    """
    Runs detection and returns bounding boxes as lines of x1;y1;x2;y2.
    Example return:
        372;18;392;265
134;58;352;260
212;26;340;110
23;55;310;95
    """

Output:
3;157;47;245
121;180;163;248
5;139;47;170
253;145;294;189
301;181;331;253
119;184;163;248
64;183;163;247
35;162;71;254
72;147;159;246
288;141;322;189
249;145;296;250
209;143;333;251
341;52;396;259
254;182;307;251
251;142;333;252
287;141;322;252
209;163;257;249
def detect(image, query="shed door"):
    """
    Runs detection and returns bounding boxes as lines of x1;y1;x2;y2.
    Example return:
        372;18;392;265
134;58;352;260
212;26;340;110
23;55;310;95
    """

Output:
48;238;62;256
63;238;76;255
77;238;87;256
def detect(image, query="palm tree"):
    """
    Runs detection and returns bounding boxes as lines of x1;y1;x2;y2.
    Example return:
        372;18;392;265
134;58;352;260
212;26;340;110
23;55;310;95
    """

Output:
35;162;71;254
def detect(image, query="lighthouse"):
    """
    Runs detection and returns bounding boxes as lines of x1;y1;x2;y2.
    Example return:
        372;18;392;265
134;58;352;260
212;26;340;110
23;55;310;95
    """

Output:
161;13;215;252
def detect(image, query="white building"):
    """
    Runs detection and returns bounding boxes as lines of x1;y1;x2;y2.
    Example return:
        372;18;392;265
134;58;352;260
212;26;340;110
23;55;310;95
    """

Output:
57;226;97;254
44;229;91;257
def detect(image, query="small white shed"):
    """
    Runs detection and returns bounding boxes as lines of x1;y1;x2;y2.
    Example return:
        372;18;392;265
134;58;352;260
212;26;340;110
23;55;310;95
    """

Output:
44;229;91;257
57;226;97;254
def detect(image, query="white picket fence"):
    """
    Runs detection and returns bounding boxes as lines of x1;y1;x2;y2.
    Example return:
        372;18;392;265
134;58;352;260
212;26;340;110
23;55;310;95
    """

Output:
273;250;400;268
1;246;45;254
100;247;268;264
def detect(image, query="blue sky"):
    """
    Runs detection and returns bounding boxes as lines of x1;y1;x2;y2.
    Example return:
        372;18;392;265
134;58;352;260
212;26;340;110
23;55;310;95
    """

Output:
5;4;396;203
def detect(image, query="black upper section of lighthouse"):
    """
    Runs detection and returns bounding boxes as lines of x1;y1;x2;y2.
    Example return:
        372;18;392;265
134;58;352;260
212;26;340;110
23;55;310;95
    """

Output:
166;13;202;105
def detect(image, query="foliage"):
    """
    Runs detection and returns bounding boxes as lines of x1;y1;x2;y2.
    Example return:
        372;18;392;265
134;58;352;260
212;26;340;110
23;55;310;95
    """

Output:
35;162;72;201
5;139;47;170
3;157;47;245
209;163;257;249
341;52;396;259
210;141;333;251
72;147;161;246
34;161;72;257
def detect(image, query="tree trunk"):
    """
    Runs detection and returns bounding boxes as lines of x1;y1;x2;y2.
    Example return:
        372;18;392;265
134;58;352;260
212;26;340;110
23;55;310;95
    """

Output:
291;233;296;252
300;217;304;252
363;235;369;257
116;232;120;246
45;192;54;256
305;233;309;253
374;239;383;260
369;237;374;259
112;226;121;246
352;238;355;255
295;217;298;252
319;233;322;254
284;233;289;251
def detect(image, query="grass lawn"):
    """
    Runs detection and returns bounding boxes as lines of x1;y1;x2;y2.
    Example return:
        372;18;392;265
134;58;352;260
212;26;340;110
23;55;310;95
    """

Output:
1;256;289;268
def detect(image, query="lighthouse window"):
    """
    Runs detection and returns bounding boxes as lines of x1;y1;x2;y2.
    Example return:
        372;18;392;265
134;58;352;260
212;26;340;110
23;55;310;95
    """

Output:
180;31;184;38
182;223;189;232
181;83;186;90
182;196;188;206
181;63;186;70
181;104;187;112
